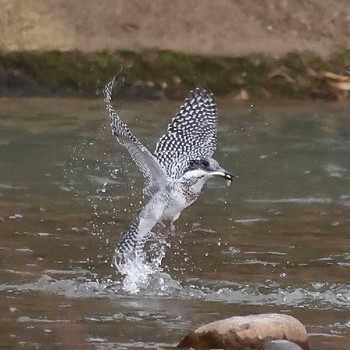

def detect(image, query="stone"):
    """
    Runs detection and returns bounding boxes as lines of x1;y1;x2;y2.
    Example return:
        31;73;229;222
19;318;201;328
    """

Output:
177;313;309;350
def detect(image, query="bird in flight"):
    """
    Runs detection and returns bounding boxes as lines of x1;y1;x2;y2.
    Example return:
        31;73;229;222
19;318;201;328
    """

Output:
103;77;234;260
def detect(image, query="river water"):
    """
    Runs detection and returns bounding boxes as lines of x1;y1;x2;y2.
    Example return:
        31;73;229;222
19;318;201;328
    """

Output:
0;96;349;349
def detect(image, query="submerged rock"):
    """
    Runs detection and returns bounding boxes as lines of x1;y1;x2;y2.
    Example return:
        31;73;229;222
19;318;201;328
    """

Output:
263;339;303;350
177;313;309;350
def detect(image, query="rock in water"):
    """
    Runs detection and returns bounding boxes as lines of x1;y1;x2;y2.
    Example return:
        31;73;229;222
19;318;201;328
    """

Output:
177;313;309;350
263;339;303;350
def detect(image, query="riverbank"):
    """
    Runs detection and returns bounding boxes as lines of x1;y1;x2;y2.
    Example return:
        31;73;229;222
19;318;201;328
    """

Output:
1;1;350;100
1;49;350;100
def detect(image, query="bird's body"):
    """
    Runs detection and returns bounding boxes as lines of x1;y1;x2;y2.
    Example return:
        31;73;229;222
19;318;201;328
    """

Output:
102;77;233;258
162;177;203;222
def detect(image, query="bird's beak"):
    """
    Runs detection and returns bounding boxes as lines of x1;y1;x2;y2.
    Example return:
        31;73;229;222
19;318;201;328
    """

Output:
221;170;234;187
210;167;235;183
223;171;234;187
223;172;234;181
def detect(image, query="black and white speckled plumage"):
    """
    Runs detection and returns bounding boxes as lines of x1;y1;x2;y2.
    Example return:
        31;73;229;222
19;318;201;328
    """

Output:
103;78;167;196
155;88;217;179
103;78;232;258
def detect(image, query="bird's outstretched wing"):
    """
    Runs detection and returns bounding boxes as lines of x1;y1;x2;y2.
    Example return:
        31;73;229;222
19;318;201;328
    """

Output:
154;88;217;179
103;77;168;196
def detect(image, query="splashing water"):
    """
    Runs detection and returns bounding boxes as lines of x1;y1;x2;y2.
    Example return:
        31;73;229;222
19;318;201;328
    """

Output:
114;234;172;294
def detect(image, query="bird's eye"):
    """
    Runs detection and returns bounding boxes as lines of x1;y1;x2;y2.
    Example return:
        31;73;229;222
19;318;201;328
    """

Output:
201;159;210;167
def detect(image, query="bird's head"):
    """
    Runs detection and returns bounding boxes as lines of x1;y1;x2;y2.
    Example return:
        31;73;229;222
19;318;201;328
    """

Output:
184;157;234;185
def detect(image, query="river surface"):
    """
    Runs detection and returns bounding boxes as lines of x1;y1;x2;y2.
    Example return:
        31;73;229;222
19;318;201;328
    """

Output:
1;96;350;349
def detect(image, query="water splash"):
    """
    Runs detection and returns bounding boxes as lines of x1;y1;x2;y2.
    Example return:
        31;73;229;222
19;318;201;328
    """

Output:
63;124;145;266
114;234;173;294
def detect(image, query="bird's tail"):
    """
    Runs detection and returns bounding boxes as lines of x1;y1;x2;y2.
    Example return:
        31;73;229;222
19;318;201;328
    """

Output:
114;222;151;260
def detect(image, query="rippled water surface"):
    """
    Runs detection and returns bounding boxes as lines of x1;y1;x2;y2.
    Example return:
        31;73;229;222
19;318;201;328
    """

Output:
1;97;350;349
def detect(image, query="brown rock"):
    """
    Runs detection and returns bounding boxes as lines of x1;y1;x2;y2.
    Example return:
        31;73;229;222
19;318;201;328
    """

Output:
322;71;350;101
177;313;309;350
233;89;249;101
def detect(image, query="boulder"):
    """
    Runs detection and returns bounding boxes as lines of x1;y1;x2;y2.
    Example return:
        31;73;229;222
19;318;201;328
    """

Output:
177;313;309;350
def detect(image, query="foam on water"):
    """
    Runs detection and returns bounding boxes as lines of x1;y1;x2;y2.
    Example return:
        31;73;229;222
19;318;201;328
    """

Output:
114;235;178;294
115;251;161;294
2;274;350;311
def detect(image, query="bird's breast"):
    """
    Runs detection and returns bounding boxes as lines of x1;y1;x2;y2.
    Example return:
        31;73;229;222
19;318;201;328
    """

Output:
160;183;198;221
171;182;200;208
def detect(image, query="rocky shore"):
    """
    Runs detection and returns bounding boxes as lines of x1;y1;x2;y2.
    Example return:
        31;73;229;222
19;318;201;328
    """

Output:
1;49;349;100
1;0;350;100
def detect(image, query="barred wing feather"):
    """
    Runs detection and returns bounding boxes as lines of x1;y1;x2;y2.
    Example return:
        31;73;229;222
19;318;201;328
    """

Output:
154;88;217;179
103;78;167;196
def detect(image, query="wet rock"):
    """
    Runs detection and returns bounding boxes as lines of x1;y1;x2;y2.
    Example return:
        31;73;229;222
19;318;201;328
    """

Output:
233;89;249;101
177;313;309;350
263;338;303;350
322;71;350;101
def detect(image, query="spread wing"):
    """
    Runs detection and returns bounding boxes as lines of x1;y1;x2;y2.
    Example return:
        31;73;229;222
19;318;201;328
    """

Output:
103;77;168;196
154;88;217;179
